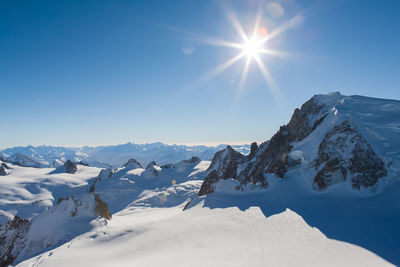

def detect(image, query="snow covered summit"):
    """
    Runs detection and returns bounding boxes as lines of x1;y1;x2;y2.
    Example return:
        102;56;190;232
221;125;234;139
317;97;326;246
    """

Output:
199;92;399;195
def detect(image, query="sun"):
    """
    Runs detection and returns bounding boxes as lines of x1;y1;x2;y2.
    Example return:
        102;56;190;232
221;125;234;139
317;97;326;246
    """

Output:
242;37;262;59
181;1;302;102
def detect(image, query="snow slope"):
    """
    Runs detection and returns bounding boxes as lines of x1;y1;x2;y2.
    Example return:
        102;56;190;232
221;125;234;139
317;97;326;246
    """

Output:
2;92;400;266
0;163;99;224
17;202;392;267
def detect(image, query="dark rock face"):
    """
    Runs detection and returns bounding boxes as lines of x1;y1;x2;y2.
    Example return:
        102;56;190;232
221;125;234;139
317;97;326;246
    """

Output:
0;157;6;163
207;145;244;178
314;120;387;190
198;170;220;196
145;161;160;176
247;142;258;161
1;163;10;170
0;166;6;176
64;160;77;174
94;194;112;220
161;163;173;169
182;157;200;164
238;97;327;185
198;146;244;196
0;216;30;267
198;97;331;196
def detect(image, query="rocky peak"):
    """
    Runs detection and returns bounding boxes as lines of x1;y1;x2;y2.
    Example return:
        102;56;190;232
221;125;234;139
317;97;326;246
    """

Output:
123;158;142;169
145;161;161;176
64;160;77;174
89;168;114;193
207;145;245;178
198;146;244;196
247;142;258;161
313;120;386;190
98;168;114;180
197;95;341;196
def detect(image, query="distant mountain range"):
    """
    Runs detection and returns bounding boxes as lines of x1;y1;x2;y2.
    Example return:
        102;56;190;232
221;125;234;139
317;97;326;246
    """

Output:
0;142;250;168
1;93;400;266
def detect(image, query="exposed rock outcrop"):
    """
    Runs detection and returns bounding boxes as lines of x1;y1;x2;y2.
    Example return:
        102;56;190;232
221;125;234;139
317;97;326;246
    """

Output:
247;142;258;161
64;160;78;174
0;166;6;176
94;194;112;220
98;168;114;180
0;216;30;267
122;158;142;169
50;160;78;174
1;163;10;170
145;161;161;176
89;168;114;193
198;170;221;196
198;146;244;196
313;120;387;190
238;97;327;186
182;156;200;164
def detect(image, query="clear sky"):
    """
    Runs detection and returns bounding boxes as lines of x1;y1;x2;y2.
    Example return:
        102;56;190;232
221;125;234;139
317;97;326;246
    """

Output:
1;0;400;147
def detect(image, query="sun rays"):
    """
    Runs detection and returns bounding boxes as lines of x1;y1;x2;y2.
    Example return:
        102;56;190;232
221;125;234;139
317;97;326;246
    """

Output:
186;1;304;106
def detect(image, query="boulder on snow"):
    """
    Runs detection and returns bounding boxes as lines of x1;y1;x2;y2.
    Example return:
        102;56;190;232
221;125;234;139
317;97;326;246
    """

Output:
64;160;78;174
50;160;78;174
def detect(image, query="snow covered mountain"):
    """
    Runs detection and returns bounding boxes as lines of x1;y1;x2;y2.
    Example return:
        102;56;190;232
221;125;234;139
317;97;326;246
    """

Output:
1;92;399;267
199;92;399;195
0;143;250;168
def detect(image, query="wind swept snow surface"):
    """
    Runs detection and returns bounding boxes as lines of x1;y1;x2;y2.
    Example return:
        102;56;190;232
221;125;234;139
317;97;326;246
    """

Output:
18;203;392;267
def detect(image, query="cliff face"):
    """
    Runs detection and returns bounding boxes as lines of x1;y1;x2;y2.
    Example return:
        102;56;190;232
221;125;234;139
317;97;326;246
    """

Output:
0;193;112;266
0;216;30;267
198;146;244;196
198;93;390;196
313;120;386;190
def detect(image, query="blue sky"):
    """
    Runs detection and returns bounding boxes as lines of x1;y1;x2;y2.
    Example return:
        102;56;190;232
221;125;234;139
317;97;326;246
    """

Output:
1;0;400;147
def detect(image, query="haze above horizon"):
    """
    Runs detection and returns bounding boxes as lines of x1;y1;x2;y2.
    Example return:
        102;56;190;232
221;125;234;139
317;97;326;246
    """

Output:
1;0;400;147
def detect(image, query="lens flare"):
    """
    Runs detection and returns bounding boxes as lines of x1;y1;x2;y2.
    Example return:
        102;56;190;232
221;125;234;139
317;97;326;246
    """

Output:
242;37;262;58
